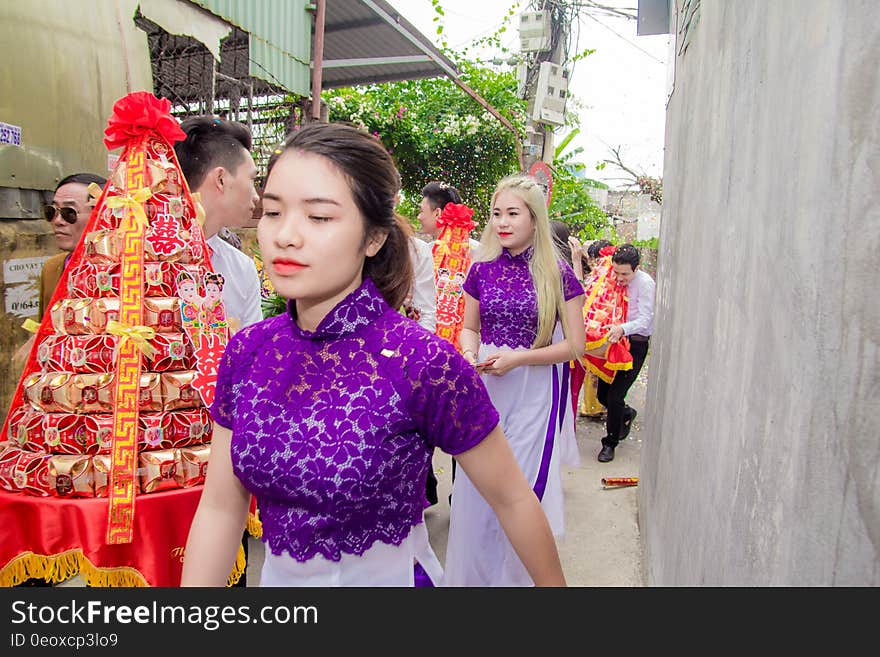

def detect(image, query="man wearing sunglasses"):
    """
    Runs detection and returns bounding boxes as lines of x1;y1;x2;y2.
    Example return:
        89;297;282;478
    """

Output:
38;172;107;319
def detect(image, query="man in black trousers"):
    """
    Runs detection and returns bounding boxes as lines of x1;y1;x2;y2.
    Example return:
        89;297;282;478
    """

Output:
597;244;655;463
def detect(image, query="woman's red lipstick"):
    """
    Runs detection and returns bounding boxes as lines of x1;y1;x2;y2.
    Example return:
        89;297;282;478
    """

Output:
272;258;307;275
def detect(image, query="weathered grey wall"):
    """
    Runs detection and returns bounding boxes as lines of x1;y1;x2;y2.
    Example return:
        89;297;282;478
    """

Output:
641;1;879;585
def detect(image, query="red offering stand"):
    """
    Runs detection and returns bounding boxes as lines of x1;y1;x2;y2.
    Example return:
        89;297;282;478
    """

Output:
0;92;257;587
431;202;476;350
581;246;633;383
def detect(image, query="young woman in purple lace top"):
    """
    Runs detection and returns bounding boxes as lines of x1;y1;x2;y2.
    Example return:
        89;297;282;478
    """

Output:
181;123;566;587
444;175;586;586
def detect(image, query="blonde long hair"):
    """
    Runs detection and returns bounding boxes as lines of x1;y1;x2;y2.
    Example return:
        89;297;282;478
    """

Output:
477;175;571;349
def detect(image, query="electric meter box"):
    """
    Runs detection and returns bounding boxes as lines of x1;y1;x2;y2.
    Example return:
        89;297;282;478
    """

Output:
532;61;569;126
519;10;551;52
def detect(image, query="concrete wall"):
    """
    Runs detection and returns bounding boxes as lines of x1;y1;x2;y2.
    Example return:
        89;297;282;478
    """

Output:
640;1;879;585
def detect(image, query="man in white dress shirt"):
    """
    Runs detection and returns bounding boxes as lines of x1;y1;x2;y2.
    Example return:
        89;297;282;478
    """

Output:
417;181;480;501
175;116;263;585
407;235;437;332
174;116;263;333
597;244;655;463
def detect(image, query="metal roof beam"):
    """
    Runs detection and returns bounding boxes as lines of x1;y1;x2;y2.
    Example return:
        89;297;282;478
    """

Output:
322;55;433;68
323;16;385;33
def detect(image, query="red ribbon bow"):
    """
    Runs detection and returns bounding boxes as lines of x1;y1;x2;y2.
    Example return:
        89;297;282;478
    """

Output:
103;91;187;151
436;202;475;231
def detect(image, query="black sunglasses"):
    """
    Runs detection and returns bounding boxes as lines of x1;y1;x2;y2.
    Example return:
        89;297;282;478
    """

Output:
42;205;79;224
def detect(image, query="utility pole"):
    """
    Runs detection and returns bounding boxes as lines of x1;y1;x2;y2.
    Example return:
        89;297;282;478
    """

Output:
520;1;570;174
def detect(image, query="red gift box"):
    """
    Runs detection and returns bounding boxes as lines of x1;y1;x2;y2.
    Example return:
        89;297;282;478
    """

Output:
166;408;213;448
137;412;173;451
66;262;120;298
83;414;115;454
36;334;119;373
91;204;120;232
0;444;25;492
143;261;208;297
12;450;53;496
146;332;194;372
6;405;44;452
43;413;94;454
143;261;176;297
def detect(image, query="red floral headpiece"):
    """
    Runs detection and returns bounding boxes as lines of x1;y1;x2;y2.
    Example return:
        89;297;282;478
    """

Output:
437;202;475;232
103;91;187;150
599;245;617;257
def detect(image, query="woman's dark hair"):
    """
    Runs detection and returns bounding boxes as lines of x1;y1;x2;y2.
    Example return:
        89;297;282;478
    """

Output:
587;239;613;260
421;180;462;210
550;220;572;264
267;122;413;310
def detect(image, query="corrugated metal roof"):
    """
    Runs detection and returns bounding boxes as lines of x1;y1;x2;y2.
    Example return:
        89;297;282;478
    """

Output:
190;0;459;94
320;0;460;88
191;0;312;95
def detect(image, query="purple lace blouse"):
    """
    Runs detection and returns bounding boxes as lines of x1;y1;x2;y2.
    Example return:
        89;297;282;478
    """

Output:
211;278;499;562
463;247;583;349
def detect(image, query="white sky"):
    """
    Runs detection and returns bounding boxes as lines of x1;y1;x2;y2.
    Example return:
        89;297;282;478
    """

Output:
386;0;671;189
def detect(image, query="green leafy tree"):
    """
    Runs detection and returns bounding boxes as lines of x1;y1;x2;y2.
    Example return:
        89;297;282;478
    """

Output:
547;128;610;240
319;1;609;239
324;58;524;230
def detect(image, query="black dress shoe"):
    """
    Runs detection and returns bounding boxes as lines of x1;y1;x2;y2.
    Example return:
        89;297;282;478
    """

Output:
620;407;637;440
597;444;615;462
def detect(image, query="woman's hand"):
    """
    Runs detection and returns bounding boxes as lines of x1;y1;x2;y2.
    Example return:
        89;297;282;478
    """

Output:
479;351;521;376
567;235;587;283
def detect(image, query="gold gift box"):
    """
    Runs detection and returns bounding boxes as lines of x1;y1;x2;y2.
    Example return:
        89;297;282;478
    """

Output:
72;373;115;414
50;299;93;335
161;371;202;410
26;372;76;413
89;298;120;333
139;449;181;494
144;297;182;333
83;229;120;265
178;445;210;487
92;454;111;497
48;454;94;498
138;373;163;412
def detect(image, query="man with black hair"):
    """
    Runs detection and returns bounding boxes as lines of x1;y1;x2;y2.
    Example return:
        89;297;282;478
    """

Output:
38;173;107;319
174;116;262;332
175;117;262;586
597;243;655;463
417;181;480;503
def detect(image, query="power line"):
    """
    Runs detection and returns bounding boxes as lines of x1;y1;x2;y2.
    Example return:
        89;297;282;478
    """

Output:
582;12;666;65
